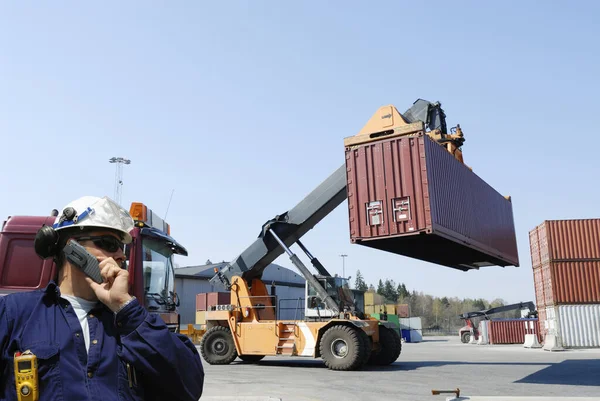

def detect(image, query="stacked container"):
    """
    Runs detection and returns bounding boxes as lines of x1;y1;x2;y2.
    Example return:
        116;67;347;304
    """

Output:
195;292;230;325
529;219;600;348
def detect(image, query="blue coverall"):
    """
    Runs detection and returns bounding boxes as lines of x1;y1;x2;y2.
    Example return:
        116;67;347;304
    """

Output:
0;281;204;401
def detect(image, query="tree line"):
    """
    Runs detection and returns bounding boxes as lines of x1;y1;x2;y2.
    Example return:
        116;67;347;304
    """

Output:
354;270;521;331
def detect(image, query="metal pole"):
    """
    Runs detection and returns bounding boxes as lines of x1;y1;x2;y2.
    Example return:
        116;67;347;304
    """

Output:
339;254;347;278
109;157;131;206
268;229;340;314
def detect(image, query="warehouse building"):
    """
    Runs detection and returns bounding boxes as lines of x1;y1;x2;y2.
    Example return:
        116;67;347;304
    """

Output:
174;262;306;326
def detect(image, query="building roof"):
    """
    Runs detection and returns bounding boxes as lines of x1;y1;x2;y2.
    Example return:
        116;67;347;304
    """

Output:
175;262;306;285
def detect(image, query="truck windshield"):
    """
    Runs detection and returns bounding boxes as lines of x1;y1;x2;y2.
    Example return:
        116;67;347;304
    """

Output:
141;236;175;310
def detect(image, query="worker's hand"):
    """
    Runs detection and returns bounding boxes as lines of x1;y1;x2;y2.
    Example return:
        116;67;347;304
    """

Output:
86;257;133;313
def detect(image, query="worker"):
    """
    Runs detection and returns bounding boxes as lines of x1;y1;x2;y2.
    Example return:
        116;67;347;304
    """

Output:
0;196;204;401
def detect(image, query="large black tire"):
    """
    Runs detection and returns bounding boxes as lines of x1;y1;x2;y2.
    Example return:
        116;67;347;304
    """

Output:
238;355;265;363
200;326;238;365
461;331;471;344
368;327;402;366
356;329;372;367
319;325;366;371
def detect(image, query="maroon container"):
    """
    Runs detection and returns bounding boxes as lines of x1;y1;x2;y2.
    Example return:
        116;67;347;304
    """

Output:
538;261;600;307
345;133;519;271
488;319;542;344
530;219;600;266
533;268;545;309
207;292;230;309
196;293;207;311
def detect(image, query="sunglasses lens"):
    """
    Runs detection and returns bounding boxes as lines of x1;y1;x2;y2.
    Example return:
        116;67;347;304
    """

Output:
94;237;123;253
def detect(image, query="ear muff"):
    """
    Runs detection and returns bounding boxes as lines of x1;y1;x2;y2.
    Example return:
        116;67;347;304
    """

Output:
34;225;61;259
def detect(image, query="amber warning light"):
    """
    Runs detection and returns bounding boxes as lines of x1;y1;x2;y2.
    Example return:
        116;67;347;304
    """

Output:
129;202;171;235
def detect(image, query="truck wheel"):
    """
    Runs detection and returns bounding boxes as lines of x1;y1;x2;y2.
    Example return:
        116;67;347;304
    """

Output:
368;327;402;366
238;355;265;363
200;326;238;365
319;325;365;371
461;331;470;344
356;329;372;367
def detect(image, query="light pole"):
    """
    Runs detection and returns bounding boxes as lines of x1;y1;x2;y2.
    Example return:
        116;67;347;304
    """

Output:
339;254;348;278
109;157;131;206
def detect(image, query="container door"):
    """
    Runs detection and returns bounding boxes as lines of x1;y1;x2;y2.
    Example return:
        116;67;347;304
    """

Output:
382;136;429;236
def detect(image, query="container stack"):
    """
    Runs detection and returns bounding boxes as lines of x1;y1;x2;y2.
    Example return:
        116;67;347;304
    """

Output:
364;292;410;318
529;219;600;348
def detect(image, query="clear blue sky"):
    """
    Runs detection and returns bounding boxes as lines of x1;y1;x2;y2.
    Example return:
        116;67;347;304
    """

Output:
1;2;599;304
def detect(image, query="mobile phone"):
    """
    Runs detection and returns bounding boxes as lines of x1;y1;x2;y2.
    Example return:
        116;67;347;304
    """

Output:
62;240;104;284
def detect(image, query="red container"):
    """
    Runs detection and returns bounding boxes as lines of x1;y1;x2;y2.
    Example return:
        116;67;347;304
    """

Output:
196;292;230;311
196;293;208;311
533;268;545;309
488;319;542;344
529;228;541;268
530;220;600;266
542;263;555;307
345;133;519;271
207;292;230;309
396;304;409;318
538;261;600;307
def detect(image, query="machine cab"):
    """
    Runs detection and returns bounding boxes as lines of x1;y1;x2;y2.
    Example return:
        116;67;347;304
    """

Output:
127;203;188;330
305;275;356;318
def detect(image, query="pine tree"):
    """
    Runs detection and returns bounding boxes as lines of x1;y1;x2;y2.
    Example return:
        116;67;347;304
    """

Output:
376;279;384;296
354;270;368;291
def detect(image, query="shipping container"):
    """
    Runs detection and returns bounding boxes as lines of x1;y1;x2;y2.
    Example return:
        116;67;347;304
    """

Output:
345;132;519;271
542;263;555;307
488;319;542;345
196;293;207;311
540;305;600;348
196;292;231;311
385;304;396;314
530;219;600;266
535;261;600;307
364;292;384;307
533;268;545;309
529;228;541;268
396;304;410;318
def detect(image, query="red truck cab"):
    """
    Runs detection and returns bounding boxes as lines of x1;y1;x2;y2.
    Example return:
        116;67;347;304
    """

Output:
0;202;187;332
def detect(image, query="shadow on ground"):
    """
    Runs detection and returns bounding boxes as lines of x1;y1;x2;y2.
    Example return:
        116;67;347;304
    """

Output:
236;360;550;372
515;359;600;386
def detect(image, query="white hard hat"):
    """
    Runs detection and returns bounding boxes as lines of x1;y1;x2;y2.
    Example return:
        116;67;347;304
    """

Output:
52;196;134;244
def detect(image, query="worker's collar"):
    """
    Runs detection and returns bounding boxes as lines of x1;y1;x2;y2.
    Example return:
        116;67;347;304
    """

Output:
43;281;107;312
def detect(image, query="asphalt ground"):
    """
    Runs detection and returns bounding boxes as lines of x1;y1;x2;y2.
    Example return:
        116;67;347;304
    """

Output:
196;336;600;401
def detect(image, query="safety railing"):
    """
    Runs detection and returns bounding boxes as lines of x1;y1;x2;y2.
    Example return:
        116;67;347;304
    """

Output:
277;297;306;321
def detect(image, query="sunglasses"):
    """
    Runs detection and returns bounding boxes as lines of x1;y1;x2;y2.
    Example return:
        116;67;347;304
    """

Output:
74;236;125;253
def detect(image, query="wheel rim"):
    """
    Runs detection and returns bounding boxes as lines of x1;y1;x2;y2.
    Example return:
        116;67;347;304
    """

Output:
330;338;348;359
211;337;229;356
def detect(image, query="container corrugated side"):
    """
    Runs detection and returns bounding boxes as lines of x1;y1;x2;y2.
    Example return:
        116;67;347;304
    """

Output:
542;263;554;306
551;261;600;304
533;268;545;308
540;261;600;305
488;319;542;344
556;305;600;348
196;293;207;311
346;133;519;270
545;220;600;261
529;228;541;268
424;136;519;267
346;135;429;240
